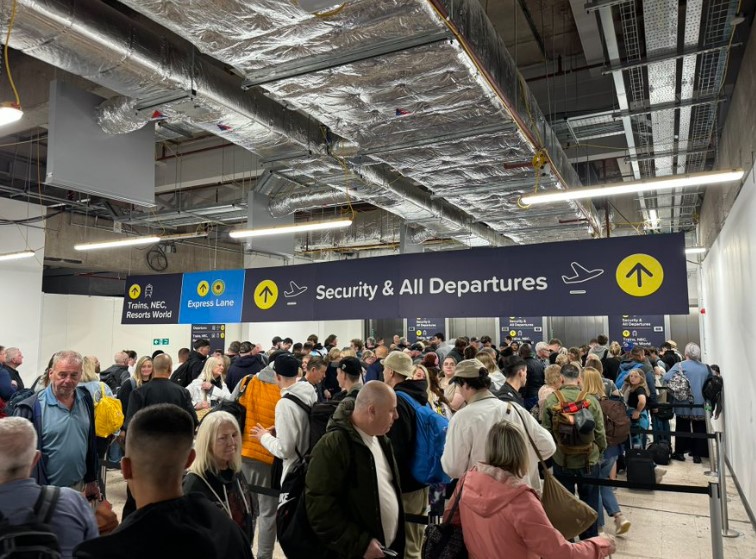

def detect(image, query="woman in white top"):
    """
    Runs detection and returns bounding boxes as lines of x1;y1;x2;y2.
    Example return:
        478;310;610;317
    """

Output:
188;356;233;411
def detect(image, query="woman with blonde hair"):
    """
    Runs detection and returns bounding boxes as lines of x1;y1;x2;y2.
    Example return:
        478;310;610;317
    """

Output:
188;356;232;414
322;347;342;400
583;367;631;535
455;420;615;558
476;351;505;391
183;410;254;545
622;369;650;448
535;364;563;420
117;356;153;420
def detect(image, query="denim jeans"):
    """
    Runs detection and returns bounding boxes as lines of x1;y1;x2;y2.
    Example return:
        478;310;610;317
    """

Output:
553;462;601;539
597;445;622;527
652;414;671;444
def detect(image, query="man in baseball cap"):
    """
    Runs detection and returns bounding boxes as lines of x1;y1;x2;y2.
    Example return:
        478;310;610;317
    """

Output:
382;351;429;558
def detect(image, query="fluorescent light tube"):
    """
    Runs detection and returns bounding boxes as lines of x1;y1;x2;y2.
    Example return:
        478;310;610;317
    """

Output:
74;236;160;251
0;250;35;262
685;247;707;254
520;169;744;205
229;219;352;239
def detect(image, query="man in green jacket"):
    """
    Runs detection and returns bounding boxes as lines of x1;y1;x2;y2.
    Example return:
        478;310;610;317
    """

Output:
306;381;405;559
542;363;606;540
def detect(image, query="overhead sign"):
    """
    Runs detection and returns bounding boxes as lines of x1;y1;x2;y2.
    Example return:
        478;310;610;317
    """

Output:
500;316;544;345
122;233;689;324
407;318;445;344
121;274;182;324
609;315;666;348
191;324;226;354
179;269;245;324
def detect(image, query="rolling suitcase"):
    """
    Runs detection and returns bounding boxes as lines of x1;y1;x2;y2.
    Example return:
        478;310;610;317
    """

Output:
625;448;656;486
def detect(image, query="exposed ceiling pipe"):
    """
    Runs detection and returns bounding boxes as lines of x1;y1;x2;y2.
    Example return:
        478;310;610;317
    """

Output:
2;0;512;248
269;190;352;218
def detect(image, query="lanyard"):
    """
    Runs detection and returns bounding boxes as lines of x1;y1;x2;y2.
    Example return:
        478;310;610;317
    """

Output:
194;473;250;518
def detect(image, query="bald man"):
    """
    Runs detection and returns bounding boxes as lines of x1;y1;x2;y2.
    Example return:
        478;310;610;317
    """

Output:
0;417;98;558
74;404;252;559
306;381;404;559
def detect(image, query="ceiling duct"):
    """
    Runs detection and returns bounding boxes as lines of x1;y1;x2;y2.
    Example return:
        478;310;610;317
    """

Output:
4;0;598;248
111;0;600;243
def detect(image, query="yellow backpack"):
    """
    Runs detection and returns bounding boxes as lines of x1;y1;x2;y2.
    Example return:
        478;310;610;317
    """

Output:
94;382;124;437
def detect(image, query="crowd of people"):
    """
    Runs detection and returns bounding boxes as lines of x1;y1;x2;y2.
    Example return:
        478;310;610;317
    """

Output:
0;332;722;558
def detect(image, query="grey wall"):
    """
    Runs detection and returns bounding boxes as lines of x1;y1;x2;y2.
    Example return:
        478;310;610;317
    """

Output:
448;318;497;340
547;316;607;348
668;312;701;348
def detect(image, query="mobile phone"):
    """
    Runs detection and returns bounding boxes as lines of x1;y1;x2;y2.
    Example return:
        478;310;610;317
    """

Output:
380;547;398;557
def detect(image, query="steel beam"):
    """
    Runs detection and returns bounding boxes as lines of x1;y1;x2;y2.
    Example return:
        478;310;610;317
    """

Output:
584;0;628;13
624;147;715;162
612;97;725;119
241;30;450;89
602;41;739;74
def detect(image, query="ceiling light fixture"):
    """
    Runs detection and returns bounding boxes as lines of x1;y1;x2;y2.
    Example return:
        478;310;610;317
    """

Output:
647;209;659;230
520;169;744;206
0;0;23;128
685;247;707;255
0;249;35;262
229;218;352;239
74;236;161;251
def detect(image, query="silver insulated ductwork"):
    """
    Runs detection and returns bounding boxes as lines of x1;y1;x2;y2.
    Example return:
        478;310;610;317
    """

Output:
3;0;599;248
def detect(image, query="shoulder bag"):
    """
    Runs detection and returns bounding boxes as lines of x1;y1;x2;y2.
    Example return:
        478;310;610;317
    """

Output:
511;404;597;540
422;475;468;559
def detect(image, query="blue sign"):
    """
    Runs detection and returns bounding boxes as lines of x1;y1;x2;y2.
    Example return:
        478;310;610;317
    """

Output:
179;269;245;324
609;315;666;348
123;233;689;324
500;317;544;345
121;274;183;324
408;318;445;344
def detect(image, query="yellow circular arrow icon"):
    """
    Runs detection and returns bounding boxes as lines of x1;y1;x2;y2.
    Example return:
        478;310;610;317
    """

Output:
616;253;664;297
254;280;278;310
622;330;631;338
128;284;141;300
197;280;210;298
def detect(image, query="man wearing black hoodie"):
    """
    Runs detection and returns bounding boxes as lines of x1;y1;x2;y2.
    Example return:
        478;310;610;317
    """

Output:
100;351;129;392
382;351;428;559
226;341;266;391
186;339;211;383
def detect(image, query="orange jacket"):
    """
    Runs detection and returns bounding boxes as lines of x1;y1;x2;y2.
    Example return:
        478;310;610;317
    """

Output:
239;375;280;465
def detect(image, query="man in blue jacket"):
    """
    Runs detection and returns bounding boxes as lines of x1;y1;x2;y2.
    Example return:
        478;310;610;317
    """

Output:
13;350;98;499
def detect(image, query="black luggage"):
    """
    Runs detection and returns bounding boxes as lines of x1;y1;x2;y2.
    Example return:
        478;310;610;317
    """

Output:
647;441;671;465
625;448;656;486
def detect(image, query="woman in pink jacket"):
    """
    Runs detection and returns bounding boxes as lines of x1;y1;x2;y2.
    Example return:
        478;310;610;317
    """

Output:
455;421;615;559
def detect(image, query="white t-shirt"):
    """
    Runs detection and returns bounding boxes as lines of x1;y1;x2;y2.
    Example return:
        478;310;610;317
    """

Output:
355;426;399;547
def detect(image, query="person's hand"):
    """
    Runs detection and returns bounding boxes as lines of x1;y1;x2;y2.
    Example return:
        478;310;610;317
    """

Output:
195;401;210;410
631;411;640;420
363;539;385;559
251;423;271;441
84;481;101;501
94;499;119;534
324;389;332;400
594;534;616;555
10;380;17;388
201;381;212;391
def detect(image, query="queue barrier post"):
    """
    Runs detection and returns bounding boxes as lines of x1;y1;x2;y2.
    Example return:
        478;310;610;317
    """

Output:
704;404;718;477
709;480;725;559
717;428;740;538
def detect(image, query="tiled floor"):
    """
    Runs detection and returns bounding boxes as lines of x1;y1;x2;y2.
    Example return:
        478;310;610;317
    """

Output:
104;454;754;558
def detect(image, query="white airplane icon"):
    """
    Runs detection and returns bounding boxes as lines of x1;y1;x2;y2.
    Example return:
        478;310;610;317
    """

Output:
561;262;605;284
284;281;308;298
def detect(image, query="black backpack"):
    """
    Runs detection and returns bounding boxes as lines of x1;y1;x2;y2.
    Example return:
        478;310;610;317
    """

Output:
0;485;61;559
5;389;35;416
169;361;192;388
702;374;723;412
308;400;340;452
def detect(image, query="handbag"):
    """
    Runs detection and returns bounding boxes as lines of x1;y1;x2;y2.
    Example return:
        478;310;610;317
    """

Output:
511;405;598;540
422;476;468;559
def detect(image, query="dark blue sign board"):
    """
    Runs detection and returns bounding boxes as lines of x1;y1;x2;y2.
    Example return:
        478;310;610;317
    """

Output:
500;317;544;345
122;234;689;324
121;274;182;324
191;324;226;354
609;315;666;348
407;318;445;344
